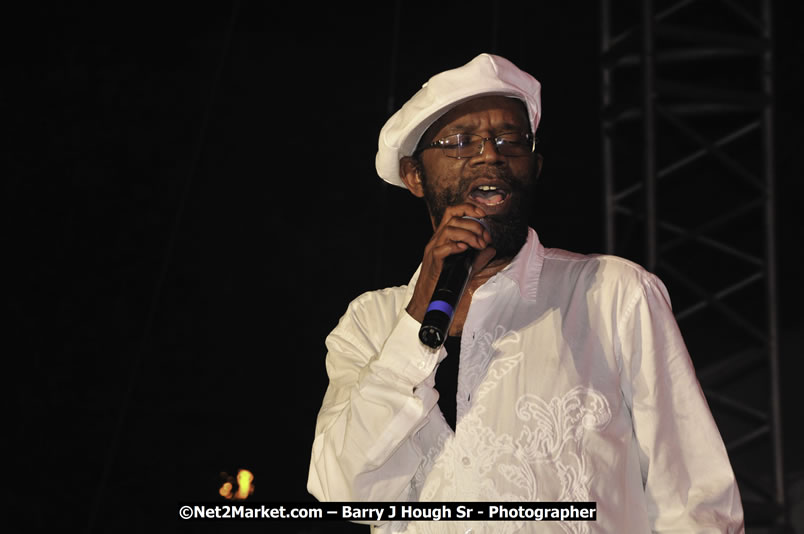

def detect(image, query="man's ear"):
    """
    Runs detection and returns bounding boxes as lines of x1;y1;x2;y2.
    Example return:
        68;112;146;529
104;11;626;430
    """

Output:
399;157;425;198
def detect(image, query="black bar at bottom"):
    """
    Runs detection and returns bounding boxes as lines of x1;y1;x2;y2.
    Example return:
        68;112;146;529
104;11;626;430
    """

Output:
178;501;597;522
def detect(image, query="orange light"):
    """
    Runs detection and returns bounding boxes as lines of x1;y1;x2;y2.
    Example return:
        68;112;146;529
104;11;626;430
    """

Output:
219;469;254;500
235;469;254;500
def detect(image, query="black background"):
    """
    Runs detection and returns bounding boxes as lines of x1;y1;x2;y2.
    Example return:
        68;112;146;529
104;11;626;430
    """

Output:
6;2;803;533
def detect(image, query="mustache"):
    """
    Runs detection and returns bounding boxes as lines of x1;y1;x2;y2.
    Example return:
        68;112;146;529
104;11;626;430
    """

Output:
421;166;534;228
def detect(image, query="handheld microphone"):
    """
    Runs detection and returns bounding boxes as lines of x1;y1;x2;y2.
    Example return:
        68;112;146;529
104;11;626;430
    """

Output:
418;217;488;349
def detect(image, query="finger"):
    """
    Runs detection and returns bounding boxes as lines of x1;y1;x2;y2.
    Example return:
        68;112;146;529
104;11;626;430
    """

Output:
439;203;487;229
434;206;491;247
433;224;489;251
429;240;470;262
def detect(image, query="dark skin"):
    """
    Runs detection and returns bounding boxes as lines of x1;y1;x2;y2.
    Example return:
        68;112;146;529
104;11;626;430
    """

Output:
399;96;543;336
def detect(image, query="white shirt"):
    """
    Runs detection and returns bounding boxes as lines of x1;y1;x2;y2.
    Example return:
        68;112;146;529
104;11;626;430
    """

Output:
308;229;744;533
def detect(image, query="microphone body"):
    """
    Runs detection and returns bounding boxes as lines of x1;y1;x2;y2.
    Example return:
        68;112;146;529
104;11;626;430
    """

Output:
418;249;476;348
418;217;488;349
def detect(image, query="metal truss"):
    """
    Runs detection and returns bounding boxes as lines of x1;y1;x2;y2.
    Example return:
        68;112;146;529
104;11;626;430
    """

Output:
600;0;784;528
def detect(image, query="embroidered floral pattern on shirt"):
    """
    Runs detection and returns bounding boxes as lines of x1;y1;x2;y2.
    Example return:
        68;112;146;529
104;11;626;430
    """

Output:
406;325;612;534
508;387;611;533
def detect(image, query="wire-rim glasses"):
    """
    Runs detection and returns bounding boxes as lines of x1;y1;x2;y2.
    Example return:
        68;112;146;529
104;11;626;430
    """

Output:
417;132;537;159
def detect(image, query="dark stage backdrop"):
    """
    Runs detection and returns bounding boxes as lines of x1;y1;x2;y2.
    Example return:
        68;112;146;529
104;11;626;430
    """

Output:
6;2;802;533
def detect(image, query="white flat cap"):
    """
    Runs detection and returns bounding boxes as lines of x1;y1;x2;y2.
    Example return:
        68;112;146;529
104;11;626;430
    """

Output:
375;53;542;188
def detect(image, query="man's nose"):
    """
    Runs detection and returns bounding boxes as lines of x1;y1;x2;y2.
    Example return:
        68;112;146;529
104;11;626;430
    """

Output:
476;137;505;163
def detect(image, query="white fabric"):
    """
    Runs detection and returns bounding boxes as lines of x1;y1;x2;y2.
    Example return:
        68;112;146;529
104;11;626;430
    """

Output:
375;53;542;188
308;229;744;533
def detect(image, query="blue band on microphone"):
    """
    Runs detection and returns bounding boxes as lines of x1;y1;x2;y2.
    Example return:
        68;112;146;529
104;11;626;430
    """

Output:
426;300;454;317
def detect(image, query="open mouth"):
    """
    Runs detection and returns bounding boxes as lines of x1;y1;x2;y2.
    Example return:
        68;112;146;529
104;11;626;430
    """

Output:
469;184;509;207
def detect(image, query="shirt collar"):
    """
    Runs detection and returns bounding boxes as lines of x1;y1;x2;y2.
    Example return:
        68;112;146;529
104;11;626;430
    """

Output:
496;227;544;301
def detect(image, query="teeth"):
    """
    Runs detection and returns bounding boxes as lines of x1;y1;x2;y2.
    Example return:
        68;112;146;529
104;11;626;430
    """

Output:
478;185;498;191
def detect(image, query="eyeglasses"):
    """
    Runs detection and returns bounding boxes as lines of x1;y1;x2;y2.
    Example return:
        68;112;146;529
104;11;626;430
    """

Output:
418;132;537;159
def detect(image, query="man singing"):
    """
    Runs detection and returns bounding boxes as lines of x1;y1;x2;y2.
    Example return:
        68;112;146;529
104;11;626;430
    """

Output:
307;53;744;533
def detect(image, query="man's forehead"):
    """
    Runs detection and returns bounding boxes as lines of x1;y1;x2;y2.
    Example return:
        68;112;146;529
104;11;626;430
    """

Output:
422;96;530;142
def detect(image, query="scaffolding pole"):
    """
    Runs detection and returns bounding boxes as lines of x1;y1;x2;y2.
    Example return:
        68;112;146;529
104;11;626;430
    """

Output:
600;0;784;528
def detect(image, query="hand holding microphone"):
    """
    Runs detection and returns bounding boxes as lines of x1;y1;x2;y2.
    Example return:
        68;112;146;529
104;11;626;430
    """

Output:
418;217;488;348
405;204;496;349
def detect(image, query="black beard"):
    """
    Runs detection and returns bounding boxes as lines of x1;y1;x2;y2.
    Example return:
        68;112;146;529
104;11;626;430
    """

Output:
482;205;531;260
420;168;533;260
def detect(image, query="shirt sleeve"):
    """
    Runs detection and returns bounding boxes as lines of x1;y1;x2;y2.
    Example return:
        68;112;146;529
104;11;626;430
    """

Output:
617;272;745;533
307;289;443;502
